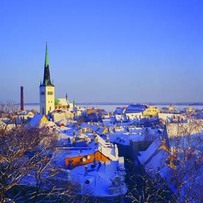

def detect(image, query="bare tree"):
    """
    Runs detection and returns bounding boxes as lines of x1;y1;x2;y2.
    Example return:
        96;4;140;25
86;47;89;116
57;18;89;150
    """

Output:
166;119;203;203
0;101;18;117
0;116;79;202
124;158;177;203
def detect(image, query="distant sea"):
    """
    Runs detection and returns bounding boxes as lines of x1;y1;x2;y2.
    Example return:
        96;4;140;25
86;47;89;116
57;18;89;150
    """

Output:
23;102;203;113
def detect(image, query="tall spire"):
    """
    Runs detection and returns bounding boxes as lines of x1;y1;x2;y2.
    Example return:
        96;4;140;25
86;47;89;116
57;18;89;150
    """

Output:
43;43;53;86
45;42;49;67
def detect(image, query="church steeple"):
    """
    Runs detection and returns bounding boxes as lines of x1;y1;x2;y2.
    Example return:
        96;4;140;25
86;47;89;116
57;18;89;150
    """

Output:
45;42;49;67
40;43;55;115
43;43;53;86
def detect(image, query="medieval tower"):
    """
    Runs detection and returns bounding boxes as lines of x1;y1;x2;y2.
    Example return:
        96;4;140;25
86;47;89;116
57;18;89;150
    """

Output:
39;44;55;115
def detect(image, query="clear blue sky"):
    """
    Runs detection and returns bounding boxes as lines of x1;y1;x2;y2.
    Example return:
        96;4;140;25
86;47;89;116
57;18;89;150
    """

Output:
1;0;203;103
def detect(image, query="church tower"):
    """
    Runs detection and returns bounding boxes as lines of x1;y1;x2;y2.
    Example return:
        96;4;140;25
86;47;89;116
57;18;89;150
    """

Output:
39;43;55;115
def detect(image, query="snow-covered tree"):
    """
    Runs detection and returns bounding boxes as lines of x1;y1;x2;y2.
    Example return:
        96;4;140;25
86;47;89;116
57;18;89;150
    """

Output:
0;113;78;202
124;158;177;203
167;119;203;203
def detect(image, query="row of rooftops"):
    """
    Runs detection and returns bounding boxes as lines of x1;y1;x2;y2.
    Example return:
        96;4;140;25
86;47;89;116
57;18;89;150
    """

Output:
1;102;203;200
114;103;200;115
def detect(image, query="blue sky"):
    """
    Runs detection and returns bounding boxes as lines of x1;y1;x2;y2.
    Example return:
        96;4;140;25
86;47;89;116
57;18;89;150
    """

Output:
0;0;203;103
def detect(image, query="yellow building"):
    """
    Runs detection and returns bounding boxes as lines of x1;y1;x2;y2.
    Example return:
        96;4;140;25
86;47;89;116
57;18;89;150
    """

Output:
143;106;160;117
29;114;48;128
186;106;195;113
55;98;69;109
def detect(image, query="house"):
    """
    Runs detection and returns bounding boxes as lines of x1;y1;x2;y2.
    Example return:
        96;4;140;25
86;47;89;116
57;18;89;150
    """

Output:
185;106;195;113
29;114;56;131
113;107;126;121
69;160;127;198
55;98;69;109
158;112;184;123
51;109;72;122
29;114;48;128
161;105;178;113
125;104;147;120
64;134;118;169
138;138;175;174
143;105;160;117
79;123;99;133
50;97;83;121
52;133;127;199
17;110;34;121
166;119;203;138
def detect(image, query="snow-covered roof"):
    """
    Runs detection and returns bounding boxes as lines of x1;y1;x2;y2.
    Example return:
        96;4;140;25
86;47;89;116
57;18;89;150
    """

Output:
113;107;125;115
95;135;118;161
138;138;164;164
53;148;95;167
108;127;159;146
70;161;127;197
29;114;47;128
109;132;145;146
29;114;57;130
125;104;147;113
80;123;100;132
138;138;171;173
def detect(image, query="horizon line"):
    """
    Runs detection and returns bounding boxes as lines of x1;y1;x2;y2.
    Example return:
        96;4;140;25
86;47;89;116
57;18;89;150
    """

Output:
13;101;203;106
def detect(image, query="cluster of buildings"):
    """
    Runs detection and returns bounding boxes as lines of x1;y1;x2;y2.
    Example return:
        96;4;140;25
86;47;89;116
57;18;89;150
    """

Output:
1;45;202;202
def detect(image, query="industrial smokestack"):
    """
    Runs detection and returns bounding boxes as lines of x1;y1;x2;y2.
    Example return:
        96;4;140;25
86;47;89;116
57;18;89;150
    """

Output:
20;86;24;111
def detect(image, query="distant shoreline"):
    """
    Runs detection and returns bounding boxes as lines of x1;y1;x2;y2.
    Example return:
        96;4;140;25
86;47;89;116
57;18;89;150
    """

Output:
22;102;203;106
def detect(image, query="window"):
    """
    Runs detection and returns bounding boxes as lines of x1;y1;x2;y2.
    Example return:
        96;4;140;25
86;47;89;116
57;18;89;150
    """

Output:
48;91;53;95
85;180;90;184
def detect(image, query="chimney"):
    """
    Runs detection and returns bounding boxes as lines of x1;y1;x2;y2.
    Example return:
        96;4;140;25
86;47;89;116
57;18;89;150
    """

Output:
20;86;24;111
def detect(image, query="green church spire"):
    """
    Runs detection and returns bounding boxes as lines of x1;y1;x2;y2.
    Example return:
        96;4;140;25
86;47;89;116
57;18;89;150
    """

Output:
42;43;53;86
45;42;49;67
